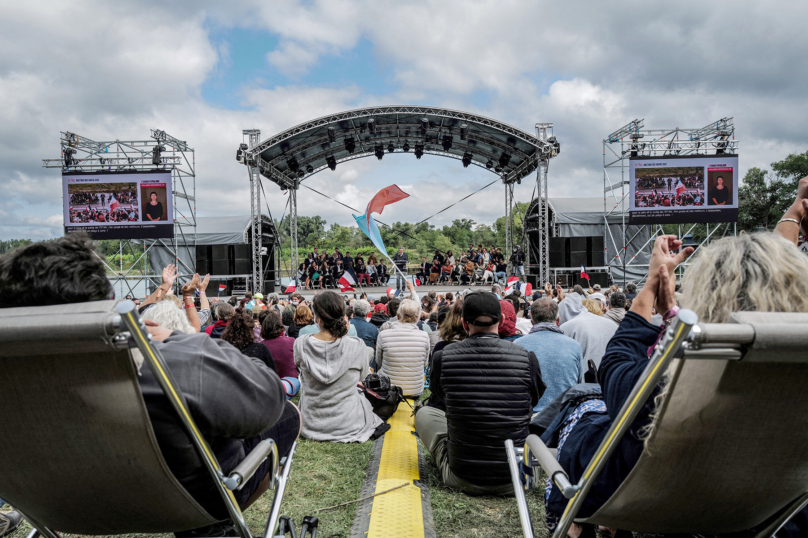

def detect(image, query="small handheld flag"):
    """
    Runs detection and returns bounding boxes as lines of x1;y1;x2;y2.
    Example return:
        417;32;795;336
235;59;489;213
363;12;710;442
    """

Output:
284;278;297;295
675;179;687;196
218;284;227;295
580;264;590;280
353;185;410;279
108;195;120;211
339;271;356;293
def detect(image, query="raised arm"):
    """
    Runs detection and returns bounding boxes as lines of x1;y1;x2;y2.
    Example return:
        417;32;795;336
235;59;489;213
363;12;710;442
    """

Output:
774;175;808;246
141;264;177;308
181;274;202;332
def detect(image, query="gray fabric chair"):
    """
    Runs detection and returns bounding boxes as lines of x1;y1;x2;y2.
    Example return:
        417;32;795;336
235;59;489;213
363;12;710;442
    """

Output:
506;310;808;538
0;300;294;538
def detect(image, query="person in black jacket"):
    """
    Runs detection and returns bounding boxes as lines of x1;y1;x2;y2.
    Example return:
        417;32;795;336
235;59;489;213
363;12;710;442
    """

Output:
415;291;545;495
393;247;408;291
509;245;526;281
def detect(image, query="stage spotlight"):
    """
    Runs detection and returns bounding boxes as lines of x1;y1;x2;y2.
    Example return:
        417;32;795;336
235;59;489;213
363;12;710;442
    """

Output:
460;124;468;140
462;152;472;168
495;164;502;173
414;143;424;159
306;164;314;173
236;143;248;163
297;169;305;178
375;144;385;160
327;126;337;143
344;136;356;154
286;158;299;173
388;143;395;153
367;118;377;134
326;155;337;171
420;118;429;132
498;152;511;169
442;135;453;152
548;136;560;155
152;145;164;166
64;148;76;166
403;140;410;152
485;159;493;169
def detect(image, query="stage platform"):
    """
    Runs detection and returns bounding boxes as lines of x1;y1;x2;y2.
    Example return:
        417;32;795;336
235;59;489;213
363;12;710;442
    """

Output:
282;281;503;301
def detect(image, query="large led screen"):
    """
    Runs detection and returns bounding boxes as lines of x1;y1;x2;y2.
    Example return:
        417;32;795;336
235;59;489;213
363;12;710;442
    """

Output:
629;154;738;224
63;171;173;239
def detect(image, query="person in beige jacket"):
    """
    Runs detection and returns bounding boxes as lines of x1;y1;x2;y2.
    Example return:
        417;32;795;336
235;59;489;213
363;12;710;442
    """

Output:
375;298;431;397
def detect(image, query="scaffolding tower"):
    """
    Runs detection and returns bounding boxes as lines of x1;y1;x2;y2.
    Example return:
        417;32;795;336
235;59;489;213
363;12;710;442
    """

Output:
43;130;196;297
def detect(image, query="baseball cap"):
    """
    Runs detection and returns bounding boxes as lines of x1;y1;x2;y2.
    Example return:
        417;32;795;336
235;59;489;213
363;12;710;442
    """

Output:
462;291;502;327
254;293;264;299
593;284;601;291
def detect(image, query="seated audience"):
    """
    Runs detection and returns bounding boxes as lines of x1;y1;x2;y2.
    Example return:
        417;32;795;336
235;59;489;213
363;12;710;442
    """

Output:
294;291;385;442
498;299;524;341
260;311;300;398
287;304;313;338
376;299;431;397
0;234;300;535
204;302;235;338
515;298;582;413
415;291;545;495
603;291;627;325
222;312;277;372
559;292;618;372
350;299;379;349
545;191;808;533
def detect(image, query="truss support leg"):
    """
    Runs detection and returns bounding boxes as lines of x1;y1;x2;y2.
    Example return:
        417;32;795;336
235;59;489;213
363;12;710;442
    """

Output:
247;130;262;294
290;186;299;278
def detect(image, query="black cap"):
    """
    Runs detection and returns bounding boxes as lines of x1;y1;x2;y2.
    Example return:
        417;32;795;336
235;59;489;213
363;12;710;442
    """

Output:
462;291;502;327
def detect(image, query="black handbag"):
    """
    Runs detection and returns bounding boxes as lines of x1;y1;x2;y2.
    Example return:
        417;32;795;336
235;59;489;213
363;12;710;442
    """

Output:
359;373;404;421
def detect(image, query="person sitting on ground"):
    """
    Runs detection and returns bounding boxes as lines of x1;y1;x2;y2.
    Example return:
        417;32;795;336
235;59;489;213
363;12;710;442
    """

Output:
204;302;235;338
379;298;401;331
260;310;300;399
294;291;386;442
515;298;582;413
559;290;618;373
142;299;197;335
350;299;378;349
298;305;359;338
375;297;431;398
426;301;467;408
287;304;313;339
603;291;627;325
281;304;296;334
498;299;524;341
0;233;300;536
415;291;545;495
624;282;638;300
583;298;604;316
222;312;277;372
588;283;606;304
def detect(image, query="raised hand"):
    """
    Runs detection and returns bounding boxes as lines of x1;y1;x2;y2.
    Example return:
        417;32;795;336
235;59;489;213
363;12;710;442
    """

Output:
181;273;201;297
162;264;178;288
198;273;210;293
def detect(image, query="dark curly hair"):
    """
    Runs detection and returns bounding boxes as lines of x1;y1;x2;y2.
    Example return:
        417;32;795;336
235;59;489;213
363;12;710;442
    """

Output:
261;310;285;340
311;291;348;338
0;232;113;308
221;312;257;351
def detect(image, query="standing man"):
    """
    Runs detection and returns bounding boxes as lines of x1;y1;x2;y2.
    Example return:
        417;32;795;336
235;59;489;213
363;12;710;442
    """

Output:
393;247;409;292
100;193;106;207
415;291;545;494
509;245;525;281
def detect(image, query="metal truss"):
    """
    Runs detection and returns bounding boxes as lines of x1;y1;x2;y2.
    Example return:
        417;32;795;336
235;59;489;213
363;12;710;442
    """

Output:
603;118;738;286
245;129;263;294
533;124;552;283
248;105;553;156
42;130;196;298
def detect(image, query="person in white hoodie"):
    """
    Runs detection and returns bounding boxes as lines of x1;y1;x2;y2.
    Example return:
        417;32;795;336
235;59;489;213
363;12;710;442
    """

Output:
294;291;384;443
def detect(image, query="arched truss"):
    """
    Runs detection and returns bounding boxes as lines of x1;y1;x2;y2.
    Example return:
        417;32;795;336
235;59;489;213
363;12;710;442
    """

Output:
242;105;559;189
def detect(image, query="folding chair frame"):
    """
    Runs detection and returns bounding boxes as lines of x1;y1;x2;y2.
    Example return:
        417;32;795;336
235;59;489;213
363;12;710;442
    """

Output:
505;309;808;538
22;301;295;538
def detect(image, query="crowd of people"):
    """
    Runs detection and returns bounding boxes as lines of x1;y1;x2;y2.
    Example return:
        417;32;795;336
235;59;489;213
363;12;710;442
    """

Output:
69;206;138;223
634;191;704;208
68;190;138;206
2;176;808;537
635;174;702;192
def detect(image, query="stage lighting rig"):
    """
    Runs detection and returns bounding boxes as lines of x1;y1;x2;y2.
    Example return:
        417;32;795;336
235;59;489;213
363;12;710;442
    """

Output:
64;148;76;166
286;157;299;174
388;143;395;153
306;164;314;173
442;135;453;152
547;136;560;155
462;152;472;168
403;141;410;152
414;143;424;159
297;169;305;178
152;145;165;166
498;152;511;169
460;124;468;140
236;143;248;163
495;164;503;173
326;155;337;171
344;136;356;154
375;144;385;160
420;118;429;132
485;159;493;169
367;118;377;134
327;126;337;143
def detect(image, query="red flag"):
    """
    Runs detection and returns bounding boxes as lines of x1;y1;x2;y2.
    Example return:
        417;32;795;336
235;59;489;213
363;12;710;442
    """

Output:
366;185;410;217
339;272;356;292
284;278;297;294
580;264;590;280
218;284;227;292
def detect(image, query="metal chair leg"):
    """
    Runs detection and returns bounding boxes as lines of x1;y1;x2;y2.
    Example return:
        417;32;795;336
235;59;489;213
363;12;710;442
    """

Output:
505;439;535;538
263;442;297;538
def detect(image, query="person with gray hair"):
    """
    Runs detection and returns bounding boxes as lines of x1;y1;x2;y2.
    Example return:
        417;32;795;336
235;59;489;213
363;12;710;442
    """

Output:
491;284;502;298
144;299;197;334
375;298;430;396
350;299;378;349
281;304;296;333
515;298;583;413
604;291;627;325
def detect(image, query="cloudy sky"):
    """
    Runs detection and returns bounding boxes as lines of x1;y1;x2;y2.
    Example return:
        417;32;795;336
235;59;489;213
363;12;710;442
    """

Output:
2;0;806;240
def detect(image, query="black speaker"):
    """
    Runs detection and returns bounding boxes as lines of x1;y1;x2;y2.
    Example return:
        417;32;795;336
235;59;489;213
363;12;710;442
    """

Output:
234;258;252;275
548;237;566;267
570;251;587;267
195;245;211;275
212;259;231;275
588;236;604;266
233;244;251;259
211;244;229;260
569;237;587;252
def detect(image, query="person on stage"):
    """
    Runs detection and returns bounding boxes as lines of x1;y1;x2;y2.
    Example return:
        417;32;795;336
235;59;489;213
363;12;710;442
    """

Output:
709;176;730;206
144;191;164;221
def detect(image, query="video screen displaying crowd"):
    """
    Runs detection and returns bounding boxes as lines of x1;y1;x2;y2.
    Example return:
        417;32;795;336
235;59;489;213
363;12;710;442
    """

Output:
3;176;808;536
69;206;138;223
68;190;138;207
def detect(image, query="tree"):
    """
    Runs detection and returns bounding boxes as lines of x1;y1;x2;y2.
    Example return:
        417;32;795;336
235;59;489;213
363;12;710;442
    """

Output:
737;167;783;232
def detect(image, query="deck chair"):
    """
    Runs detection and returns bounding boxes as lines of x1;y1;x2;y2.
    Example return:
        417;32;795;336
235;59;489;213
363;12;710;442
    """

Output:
0;300;296;538
505;310;808;538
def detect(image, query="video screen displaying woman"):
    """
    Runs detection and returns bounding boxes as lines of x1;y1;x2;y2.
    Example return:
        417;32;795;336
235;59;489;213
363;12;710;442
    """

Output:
141;186;168;221
707;171;733;206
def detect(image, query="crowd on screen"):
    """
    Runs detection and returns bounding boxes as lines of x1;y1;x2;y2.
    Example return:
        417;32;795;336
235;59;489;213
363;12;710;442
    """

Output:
69;206;138;223
635;191;704;208
635;175;702;191
2;177;808;537
69;190;138;206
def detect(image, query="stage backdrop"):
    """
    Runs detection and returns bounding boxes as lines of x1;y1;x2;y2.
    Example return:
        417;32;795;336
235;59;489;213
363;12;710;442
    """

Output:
629;154;738;224
63;171;173;240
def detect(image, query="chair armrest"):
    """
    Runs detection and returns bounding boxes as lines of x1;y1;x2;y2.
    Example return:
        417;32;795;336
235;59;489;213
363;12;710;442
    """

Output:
526;434;578;499
223;439;278;491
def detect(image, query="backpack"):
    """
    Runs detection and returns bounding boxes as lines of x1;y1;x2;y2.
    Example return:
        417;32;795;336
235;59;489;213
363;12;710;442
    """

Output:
359;373;405;421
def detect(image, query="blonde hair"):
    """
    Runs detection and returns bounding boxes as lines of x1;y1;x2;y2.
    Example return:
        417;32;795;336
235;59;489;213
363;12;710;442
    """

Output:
582;298;603;316
644;232;808;449
397;299;421;324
